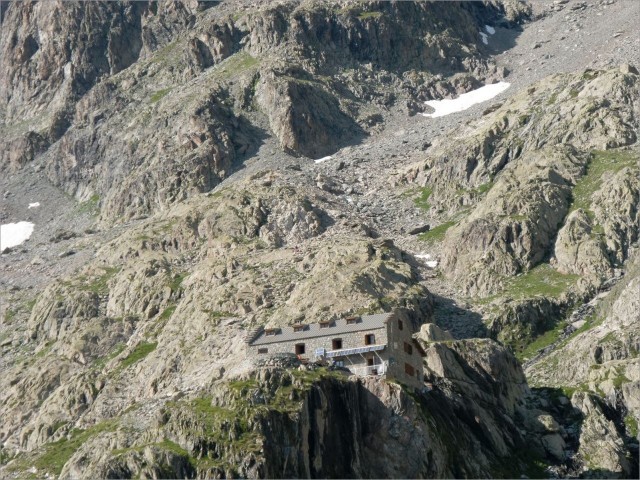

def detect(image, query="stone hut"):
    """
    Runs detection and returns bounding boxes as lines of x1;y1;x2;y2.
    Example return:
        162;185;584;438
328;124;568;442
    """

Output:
245;311;426;388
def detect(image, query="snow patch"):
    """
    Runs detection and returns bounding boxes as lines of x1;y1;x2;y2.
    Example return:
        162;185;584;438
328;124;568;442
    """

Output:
314;156;332;164
28;202;40;209
421;82;511;118
480;32;489;45
1;221;35;252
416;253;438;269
485;25;496;35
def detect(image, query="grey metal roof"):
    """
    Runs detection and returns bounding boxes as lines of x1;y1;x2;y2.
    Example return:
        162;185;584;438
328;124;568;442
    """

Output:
249;312;393;346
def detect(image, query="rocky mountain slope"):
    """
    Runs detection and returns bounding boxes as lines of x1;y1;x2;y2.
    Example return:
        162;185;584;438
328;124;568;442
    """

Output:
1;0;639;478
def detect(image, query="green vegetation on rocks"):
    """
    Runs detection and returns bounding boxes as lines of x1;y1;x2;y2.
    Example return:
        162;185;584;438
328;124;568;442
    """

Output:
501;264;579;300
159;305;177;321
112;438;189;458
413;186;433;210
217;52;259;79
612;370;630;389
358;11;383;20
92;342;126;370
150;88;172;103
82;267;121;295
164;395;262;466
149;40;180;66
168;272;188;292
77;194;100;216
624;415;638;438
474;181;494;195
418;220;456;244
205;310;234;320
120;342;157;368
569;149;638;217
518;325;565;361
7;420;118;478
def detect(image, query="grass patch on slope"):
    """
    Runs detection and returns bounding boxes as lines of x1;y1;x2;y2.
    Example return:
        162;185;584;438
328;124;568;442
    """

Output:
83;267;121;295
624;415;638;438
149;40;180;66
501;264;579;300
7;420;118;477
413;186;433;210
63;267;120;296
159;305;177;321
474;181;494;195
518;325;566;361
77;194;100;216
540;257;636;356
569;149;638;217
113;370;346;474
165;396;262;455
216;52;259;80
92;342;126;371
418;221;456;244
358;11;383;20
168;272;188;292
120;342;157;368
112;438;189;457
113;395;264;472
150;88;172;103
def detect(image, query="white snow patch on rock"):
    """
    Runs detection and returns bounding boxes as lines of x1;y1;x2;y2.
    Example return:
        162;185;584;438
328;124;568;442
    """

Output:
28;202;40;209
416;254;438;268
421;82;511;118
1;221;35;252
314;156;332;164
485;25;496;35
480;32;489;45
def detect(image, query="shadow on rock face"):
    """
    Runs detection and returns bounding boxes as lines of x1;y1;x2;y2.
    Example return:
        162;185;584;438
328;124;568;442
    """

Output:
430;293;487;339
257;71;367;159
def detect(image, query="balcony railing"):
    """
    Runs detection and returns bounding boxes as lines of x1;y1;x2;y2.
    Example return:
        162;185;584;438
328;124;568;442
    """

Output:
348;361;388;377
324;344;385;358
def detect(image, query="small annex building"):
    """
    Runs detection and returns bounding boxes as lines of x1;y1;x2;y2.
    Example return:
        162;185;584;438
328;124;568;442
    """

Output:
245;311;426;388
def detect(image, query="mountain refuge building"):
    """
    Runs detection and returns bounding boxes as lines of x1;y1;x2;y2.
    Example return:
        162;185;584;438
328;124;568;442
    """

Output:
245;312;426;388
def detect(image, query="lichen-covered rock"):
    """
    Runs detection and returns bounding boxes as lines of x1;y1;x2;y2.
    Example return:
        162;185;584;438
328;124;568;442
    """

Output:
256;71;365;158
440;147;582;296
554;209;612;279
419;338;529;416
408;68;640;297
414;323;454;343
572;392;632;478
527;255;640;390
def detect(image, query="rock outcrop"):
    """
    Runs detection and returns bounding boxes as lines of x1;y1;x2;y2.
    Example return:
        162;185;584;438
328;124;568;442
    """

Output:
572;392;633;478
402;67;639;352
409;68;640;298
